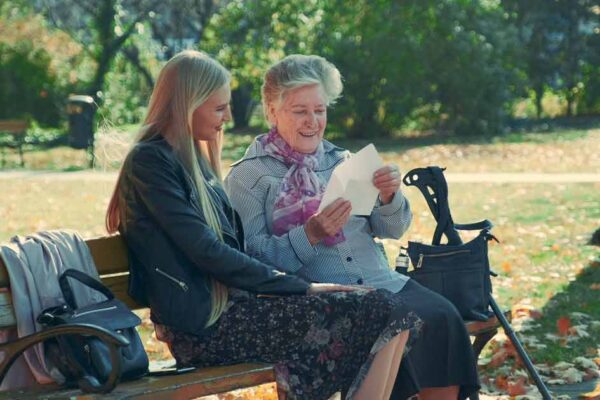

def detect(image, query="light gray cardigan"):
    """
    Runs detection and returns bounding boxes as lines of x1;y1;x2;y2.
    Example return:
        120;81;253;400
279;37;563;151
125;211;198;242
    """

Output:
0;230;105;390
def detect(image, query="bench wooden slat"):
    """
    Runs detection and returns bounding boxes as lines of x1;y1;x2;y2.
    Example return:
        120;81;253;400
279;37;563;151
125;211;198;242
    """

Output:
0;363;275;399
0;120;29;133
102;274;143;310
86;235;130;276
0;277;141;328
465;311;510;336
0;235;129;289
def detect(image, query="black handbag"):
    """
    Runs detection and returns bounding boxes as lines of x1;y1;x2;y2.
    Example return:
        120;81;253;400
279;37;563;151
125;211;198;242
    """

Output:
38;269;148;392
402;166;497;321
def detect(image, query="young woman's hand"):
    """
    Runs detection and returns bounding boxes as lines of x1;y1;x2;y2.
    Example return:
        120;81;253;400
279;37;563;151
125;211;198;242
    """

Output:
304;198;351;245
307;283;372;294
373;164;402;204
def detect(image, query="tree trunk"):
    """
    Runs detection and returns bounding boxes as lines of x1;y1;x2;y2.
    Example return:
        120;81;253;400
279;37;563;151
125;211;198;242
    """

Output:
231;85;256;130
534;83;544;119
566;93;574;117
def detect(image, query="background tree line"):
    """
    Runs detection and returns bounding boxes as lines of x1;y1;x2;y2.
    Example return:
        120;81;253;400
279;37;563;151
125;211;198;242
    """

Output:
0;0;597;137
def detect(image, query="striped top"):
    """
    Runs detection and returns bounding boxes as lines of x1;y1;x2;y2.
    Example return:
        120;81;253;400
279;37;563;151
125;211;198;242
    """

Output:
224;135;411;293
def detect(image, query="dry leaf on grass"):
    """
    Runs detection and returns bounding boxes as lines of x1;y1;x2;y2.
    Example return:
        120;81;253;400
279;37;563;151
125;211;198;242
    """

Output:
558;367;584;384
507;378;529;396
557;316;571;336
581;382;600;400
512;304;543;320
574;357;599;370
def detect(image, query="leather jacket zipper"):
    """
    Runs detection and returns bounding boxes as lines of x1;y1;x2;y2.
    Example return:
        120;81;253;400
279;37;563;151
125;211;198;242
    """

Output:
73;306;117;318
155;267;189;292
416;249;471;269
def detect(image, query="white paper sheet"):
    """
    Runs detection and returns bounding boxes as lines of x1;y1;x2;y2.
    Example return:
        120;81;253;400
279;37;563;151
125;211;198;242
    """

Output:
318;143;384;215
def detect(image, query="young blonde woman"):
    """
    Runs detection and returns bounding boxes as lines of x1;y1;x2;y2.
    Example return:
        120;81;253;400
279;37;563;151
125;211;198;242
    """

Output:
105;50;421;400
225;54;480;400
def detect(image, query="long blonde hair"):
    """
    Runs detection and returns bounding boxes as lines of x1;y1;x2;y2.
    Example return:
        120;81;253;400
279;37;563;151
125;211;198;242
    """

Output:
106;50;229;328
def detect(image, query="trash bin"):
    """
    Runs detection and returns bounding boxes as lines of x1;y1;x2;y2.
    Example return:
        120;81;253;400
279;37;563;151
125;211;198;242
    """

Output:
67;95;95;150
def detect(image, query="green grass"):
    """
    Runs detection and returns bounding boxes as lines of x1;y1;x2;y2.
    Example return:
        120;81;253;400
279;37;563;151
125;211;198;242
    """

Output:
1;126;598;173
528;263;600;364
491;128;593;144
0;126;598;394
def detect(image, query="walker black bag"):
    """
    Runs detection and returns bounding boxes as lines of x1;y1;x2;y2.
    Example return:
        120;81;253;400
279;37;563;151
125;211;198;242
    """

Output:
403;167;496;321
38;269;148;391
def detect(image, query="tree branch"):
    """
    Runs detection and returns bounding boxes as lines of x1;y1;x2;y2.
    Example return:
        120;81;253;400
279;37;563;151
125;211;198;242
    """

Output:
121;45;155;88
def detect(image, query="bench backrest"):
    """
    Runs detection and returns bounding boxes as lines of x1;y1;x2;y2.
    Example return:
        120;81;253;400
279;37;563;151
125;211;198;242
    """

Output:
0;120;30;134
0;235;140;329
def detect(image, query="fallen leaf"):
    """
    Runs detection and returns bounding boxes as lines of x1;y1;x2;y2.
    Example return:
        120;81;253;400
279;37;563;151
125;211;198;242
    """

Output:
512;304;543;320
501;261;512;274
575;357;599;370
489;349;510;368
560;367;584;384
570;312;592;321
557;316;571;336
569;324;591;338
581;382;600;399
494;375;509;391
585;348;598;357
507;376;528;396
584;368;600;381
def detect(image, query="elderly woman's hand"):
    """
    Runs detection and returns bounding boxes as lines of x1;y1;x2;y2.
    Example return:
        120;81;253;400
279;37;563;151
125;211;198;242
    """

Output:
373;164;402;205
304;198;351;245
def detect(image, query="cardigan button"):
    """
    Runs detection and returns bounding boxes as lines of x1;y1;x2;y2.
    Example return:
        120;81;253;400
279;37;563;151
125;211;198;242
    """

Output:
346;256;353;262
357;278;364;285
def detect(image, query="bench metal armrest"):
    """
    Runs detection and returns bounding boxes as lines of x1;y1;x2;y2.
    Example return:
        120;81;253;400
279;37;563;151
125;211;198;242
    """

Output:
0;323;129;393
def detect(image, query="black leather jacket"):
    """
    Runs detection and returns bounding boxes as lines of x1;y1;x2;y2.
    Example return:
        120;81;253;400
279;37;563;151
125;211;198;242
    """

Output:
119;137;310;334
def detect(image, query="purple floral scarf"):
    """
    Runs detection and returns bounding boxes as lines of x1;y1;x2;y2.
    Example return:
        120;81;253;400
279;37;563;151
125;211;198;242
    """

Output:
259;127;344;246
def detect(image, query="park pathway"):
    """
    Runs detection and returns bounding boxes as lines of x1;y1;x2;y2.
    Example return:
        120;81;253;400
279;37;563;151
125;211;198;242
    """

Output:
0;170;599;182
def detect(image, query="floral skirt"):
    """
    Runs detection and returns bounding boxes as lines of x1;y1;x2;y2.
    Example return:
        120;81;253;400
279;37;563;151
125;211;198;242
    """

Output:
161;289;422;400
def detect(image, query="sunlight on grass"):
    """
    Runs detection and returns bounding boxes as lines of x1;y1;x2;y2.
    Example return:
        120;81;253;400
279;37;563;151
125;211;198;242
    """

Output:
0;127;598;397
0;127;598;173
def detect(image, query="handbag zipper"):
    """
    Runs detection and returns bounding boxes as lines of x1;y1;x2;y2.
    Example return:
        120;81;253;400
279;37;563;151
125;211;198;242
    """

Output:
415;249;471;269
155;267;189;292
73;305;118;318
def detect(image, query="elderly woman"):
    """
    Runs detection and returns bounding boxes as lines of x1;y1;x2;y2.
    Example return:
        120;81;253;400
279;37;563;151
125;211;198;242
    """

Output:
225;54;479;400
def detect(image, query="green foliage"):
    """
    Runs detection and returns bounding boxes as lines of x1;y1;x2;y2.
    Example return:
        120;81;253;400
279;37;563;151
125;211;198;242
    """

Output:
0;3;93;127
1;0;597;137
204;0;524;137
23;120;66;145
0;6;72;126
96;24;160;125
0;42;62;125
503;0;599;117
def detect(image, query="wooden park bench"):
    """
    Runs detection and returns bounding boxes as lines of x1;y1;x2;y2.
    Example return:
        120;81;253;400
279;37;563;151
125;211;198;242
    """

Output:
0;234;508;399
0;235;278;399
0;119;30;168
